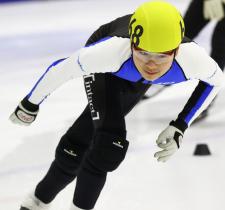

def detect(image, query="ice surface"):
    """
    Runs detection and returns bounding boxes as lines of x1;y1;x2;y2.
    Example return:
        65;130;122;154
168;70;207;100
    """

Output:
0;1;224;210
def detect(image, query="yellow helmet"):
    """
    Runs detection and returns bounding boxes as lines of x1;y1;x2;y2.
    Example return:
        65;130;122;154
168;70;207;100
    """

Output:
129;0;185;53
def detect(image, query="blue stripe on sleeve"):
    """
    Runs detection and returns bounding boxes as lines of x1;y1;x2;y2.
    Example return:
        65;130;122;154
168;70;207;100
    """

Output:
27;58;66;104
185;85;214;124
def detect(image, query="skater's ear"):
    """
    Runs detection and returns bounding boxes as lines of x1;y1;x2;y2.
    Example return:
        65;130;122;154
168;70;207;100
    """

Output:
174;47;179;57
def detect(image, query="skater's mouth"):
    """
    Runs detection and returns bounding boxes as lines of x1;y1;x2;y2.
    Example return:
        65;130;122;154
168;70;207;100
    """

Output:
144;70;159;75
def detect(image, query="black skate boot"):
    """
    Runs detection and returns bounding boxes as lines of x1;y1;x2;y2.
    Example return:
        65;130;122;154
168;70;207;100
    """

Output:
20;207;30;210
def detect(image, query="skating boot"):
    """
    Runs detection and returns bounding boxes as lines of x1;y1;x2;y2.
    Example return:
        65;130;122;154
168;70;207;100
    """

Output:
20;192;50;210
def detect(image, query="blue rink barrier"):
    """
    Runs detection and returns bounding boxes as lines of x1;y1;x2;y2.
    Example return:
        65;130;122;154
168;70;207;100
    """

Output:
0;0;60;3
0;0;32;3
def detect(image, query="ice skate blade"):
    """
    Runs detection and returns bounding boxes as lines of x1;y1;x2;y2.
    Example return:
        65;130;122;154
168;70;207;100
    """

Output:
20;206;30;210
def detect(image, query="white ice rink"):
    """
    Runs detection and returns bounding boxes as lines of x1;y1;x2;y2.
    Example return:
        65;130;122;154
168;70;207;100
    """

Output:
1;0;225;210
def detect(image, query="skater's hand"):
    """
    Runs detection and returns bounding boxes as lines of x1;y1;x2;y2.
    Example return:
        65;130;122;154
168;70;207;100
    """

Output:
9;97;39;126
154;125;183;162
203;0;225;20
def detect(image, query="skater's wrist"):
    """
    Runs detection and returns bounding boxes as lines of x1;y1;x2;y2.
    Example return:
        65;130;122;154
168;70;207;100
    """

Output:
21;96;39;112
170;119;188;133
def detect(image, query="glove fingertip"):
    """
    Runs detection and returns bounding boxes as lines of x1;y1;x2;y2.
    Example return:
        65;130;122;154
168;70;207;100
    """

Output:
157;158;165;163
154;153;159;158
158;156;169;163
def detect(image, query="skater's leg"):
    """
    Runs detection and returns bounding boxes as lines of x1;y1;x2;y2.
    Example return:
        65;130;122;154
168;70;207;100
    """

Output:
73;74;149;209
211;17;225;71
184;0;209;39
193;15;225;124
21;106;94;209
35;105;93;203
184;0;222;124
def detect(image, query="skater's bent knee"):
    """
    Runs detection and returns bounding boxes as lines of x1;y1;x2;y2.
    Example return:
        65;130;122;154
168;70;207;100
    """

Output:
55;134;88;175
87;132;129;172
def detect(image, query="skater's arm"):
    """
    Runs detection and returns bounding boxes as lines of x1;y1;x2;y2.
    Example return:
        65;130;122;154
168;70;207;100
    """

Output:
27;37;131;105
154;58;224;163
172;81;221;129
9;37;131;126
172;43;225;129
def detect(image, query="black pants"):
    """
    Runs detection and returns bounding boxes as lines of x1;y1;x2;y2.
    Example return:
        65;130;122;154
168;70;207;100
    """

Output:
184;0;225;70
35;74;150;209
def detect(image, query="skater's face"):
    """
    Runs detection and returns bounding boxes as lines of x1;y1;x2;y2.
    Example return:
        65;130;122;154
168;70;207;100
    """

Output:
132;45;178;81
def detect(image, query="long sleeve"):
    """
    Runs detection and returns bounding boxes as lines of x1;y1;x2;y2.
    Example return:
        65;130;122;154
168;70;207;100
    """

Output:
27;37;131;105
173;80;221;130
27;51;84;105
173;43;225;130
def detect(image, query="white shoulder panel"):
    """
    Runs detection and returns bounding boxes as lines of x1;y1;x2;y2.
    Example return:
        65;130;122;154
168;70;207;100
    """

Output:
78;37;131;74
176;42;224;86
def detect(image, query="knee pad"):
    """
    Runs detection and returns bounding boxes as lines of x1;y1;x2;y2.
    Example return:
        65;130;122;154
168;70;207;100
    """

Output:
55;134;88;175
87;132;129;172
